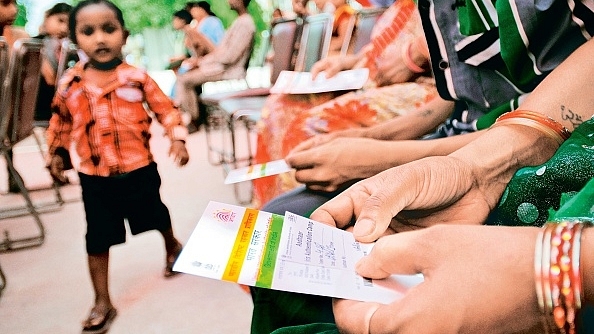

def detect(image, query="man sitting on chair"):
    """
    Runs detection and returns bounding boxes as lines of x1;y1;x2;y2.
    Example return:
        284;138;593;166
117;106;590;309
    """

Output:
174;0;255;128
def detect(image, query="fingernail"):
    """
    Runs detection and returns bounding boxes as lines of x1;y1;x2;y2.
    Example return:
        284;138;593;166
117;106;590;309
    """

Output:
353;219;375;238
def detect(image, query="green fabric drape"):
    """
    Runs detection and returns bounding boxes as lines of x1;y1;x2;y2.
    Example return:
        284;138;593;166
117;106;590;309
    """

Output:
487;117;594;227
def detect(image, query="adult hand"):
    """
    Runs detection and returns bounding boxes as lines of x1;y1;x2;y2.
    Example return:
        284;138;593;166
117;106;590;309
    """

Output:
169;140;190;166
310;156;492;242
286;137;392;192
310;56;345;80
333;225;543;334
310;54;359;80
289;128;366;154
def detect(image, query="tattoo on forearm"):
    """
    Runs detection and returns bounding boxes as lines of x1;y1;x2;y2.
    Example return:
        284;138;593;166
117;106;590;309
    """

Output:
560;105;583;128
420;109;433;117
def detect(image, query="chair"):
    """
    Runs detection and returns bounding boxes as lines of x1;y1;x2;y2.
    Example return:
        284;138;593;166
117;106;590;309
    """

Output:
54;38;79;86
32;38;79;158
0;38;49;251
200;19;300;166
0;38;6;296
269;18;300;85
349;7;387;55
201;14;334;203
339;13;358;56
294;13;333;72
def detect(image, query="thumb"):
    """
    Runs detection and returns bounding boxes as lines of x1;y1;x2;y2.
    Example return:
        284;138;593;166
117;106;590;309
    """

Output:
355;232;428;279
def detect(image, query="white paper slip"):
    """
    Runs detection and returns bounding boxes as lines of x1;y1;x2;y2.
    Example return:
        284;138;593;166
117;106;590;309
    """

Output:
269;68;370;95
173;201;423;304
224;159;293;184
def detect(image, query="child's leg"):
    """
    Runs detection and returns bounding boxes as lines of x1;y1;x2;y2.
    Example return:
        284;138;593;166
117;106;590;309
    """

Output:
159;227;183;278
159;227;182;255
88;251;112;308
83;251;117;330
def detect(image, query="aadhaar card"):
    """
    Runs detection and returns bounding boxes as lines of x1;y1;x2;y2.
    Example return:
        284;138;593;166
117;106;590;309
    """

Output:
224;159;293;184
173;201;423;304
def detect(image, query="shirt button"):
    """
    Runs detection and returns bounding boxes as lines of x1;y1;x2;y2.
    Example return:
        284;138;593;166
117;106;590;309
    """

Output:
438;59;449;70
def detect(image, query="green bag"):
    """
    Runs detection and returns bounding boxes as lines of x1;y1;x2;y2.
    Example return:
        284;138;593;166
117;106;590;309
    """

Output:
487;117;594;226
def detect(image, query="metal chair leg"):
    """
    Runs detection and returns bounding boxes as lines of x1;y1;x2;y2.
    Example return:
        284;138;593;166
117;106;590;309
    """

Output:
31;126;65;206
0;151;45;252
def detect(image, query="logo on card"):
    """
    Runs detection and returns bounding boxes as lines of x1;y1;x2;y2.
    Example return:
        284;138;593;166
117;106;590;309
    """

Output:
214;209;236;223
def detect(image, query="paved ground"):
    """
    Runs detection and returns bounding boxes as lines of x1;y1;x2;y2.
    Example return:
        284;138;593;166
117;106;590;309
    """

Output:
0;125;255;333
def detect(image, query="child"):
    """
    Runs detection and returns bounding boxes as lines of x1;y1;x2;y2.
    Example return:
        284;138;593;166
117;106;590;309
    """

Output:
46;1;190;332
34;2;72;122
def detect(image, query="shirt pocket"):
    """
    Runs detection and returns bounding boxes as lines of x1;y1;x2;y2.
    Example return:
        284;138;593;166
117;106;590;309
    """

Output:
115;86;144;102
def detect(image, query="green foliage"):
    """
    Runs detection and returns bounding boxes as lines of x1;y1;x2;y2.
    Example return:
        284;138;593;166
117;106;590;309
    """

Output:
14;1;27;27
68;0;268;39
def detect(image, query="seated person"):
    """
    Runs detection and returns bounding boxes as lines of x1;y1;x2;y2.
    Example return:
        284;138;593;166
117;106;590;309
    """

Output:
169;9;216;71
253;0;436;207
304;36;594;334
174;0;255;127
187;1;225;48
250;0;593;332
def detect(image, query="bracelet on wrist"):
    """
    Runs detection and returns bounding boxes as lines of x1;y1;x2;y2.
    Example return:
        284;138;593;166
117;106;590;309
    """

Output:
535;221;592;333
493;110;571;145
401;40;426;74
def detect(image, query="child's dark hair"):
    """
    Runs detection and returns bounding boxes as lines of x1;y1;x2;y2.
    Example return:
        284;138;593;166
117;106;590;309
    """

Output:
173;9;192;25
46;2;72;17
68;0;125;43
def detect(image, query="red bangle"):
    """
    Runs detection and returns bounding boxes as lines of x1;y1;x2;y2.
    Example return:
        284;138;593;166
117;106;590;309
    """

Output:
535;221;592;334
494;110;571;145
414;36;430;59
401;40;425;74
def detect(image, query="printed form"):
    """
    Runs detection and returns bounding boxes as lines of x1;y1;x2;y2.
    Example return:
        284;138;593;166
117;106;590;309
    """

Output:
173;201;423;304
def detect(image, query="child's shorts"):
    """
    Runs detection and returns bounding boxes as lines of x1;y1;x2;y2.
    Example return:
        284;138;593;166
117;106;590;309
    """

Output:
79;162;172;254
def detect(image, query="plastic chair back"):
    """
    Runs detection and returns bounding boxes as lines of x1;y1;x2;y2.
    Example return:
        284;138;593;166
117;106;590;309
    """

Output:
294;13;333;72
0;38;43;145
351;7;387;54
340;13;358;56
0;38;9;90
55;38;79;86
269;18;299;84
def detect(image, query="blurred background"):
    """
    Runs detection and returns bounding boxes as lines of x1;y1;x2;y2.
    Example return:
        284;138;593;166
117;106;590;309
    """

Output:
17;0;278;71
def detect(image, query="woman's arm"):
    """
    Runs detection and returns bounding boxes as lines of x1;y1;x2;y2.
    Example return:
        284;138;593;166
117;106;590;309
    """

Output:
311;38;594;241
359;96;454;140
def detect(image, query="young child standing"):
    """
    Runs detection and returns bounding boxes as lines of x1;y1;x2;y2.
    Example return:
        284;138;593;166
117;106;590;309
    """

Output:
46;1;190;332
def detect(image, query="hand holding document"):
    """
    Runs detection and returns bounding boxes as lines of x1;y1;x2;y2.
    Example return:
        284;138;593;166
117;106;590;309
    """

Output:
224;159;293;184
269;68;370;95
173;201;423;304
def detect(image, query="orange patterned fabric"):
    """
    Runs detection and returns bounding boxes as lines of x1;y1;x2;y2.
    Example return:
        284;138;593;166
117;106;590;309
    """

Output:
47;62;186;176
252;2;433;208
253;80;436;208
364;0;416;78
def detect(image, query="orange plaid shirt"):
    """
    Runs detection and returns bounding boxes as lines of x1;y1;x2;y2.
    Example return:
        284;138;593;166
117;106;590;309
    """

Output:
47;62;188;176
